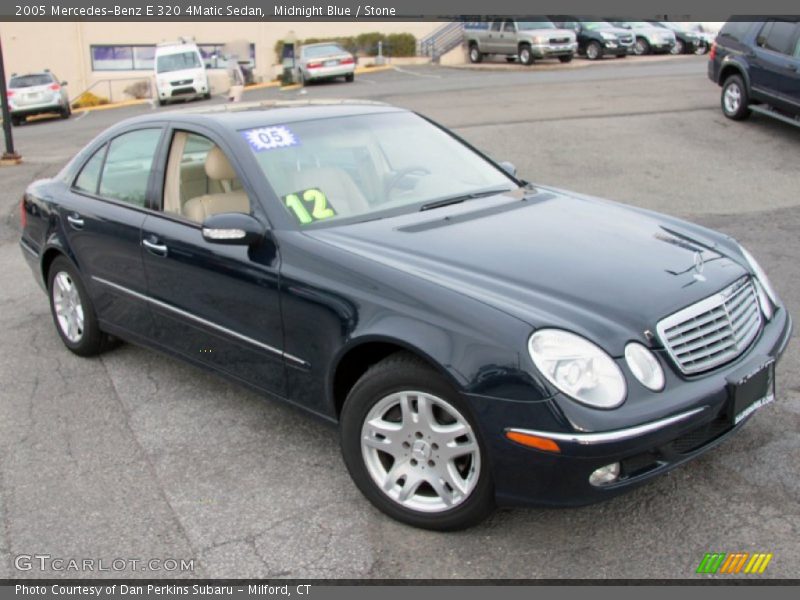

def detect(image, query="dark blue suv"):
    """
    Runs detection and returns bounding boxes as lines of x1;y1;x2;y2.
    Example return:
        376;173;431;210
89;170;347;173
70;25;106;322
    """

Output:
708;19;800;126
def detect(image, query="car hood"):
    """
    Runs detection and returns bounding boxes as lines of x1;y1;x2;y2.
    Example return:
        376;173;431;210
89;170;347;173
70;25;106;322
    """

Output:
308;188;748;354
521;28;576;39
157;67;204;81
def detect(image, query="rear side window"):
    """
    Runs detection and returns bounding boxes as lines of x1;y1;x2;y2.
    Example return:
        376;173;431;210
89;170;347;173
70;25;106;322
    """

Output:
719;21;753;43
98;129;162;207
73;145;106;195
757;21;798;55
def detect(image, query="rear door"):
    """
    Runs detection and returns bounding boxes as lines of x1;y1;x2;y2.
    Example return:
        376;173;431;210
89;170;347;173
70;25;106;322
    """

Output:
140;125;288;395
59;127;164;339
750;20;800;111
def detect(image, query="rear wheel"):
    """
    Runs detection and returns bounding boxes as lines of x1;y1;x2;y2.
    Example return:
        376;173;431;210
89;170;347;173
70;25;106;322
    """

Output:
721;75;751;121
60;105;71;119
157;99;167;107
345;72;355;82
340;353;494;530
558;55;573;63
671;39;685;55
586;41;603;60
468;43;483;64
519;44;534;65
11;116;23;126
47;256;110;357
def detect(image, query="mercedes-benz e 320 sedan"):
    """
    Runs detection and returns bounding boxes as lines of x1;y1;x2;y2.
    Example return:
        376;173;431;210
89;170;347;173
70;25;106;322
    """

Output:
20;101;791;530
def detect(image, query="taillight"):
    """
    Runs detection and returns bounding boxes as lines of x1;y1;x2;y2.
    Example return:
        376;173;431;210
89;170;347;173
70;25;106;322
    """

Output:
20;197;27;229
709;42;717;61
340;57;355;65
6;90;14;98
307;61;323;69
49;83;61;91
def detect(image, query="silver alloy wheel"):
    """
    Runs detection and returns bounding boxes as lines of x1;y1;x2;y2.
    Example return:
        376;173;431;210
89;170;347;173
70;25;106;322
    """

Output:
52;271;84;343
724;82;742;114
671;40;683;55
361;391;481;513
469;47;478;62
520;47;531;64
634;40;647;55
586;43;600;60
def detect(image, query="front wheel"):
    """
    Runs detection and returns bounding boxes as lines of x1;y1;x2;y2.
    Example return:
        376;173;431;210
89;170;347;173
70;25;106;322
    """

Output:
518;44;534;65
47;256;110;356
558;55;573;63
586;41;603;60
340;353;494;530
11;116;23;126
671;39;685;55
721;75;751;121
634;37;651;55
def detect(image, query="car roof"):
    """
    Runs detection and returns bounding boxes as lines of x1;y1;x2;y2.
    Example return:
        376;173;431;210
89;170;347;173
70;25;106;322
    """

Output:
10;71;55;79
119;99;404;130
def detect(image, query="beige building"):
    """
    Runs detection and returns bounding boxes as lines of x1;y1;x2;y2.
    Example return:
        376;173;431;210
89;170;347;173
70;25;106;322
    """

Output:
1;21;439;100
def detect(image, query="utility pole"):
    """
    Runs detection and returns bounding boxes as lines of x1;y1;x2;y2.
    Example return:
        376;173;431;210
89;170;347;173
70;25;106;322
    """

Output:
0;35;22;164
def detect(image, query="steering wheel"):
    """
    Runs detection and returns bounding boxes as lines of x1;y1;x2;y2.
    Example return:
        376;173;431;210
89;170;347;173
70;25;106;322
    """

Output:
385;166;431;195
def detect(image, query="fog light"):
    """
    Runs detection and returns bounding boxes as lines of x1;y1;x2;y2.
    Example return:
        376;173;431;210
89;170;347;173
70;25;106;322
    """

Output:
589;462;620;486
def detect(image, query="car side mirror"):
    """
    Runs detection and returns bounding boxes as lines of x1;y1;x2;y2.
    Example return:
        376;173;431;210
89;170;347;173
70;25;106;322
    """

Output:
499;161;517;177
201;212;264;245
61;81;68;86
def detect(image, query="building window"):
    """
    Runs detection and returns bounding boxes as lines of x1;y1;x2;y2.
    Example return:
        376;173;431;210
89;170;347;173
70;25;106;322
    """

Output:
91;43;255;71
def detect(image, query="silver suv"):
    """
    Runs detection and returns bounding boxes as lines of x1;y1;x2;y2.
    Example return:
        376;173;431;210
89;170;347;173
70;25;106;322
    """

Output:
7;71;71;125
465;18;577;65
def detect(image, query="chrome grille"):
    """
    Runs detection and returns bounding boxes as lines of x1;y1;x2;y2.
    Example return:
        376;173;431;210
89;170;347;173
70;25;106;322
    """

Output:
656;277;762;375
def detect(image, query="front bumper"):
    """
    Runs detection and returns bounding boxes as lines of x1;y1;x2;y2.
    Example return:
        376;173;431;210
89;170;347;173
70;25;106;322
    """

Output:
469;308;792;507
601;42;632;56
531;43;577;58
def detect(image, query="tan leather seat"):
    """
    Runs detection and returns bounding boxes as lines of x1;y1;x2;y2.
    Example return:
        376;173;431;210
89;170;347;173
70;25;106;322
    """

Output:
290;167;369;217
183;147;250;223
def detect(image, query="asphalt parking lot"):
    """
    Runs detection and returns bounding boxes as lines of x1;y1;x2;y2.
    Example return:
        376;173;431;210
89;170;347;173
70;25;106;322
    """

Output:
1;55;799;579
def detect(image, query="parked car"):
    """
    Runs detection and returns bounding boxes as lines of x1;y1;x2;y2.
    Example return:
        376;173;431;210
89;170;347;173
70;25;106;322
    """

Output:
19;100;791;530
6;70;70;125
608;20;677;55
154;39;211;106
649;21;704;54
708;19;800;127
688;23;719;54
463;18;577;65
550;17;635;59
297;43;356;84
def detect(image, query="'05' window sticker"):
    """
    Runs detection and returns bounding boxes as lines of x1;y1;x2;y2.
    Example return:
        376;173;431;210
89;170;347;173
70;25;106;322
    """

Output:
283;188;337;225
241;126;299;151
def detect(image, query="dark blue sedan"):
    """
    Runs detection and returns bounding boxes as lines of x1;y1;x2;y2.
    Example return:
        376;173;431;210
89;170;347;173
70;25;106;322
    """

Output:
19;101;791;530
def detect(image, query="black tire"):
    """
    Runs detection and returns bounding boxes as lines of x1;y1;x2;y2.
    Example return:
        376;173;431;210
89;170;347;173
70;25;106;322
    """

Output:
518;44;535;66
60;105;71;119
340;352;495;531
158;98;167;107
558;55;573;63
721;75;751;121
634;37;651;56
345;72;355;82
203;91;212;100
468;43;483;64
47;256;110;357
671;39;685;55
585;41;603;60
11;116;23;126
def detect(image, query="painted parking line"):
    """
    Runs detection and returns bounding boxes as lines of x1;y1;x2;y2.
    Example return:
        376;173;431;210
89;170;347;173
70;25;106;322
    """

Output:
392;66;443;79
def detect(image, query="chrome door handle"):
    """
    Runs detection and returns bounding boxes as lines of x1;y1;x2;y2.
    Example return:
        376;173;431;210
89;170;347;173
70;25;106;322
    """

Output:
142;238;168;257
66;214;84;229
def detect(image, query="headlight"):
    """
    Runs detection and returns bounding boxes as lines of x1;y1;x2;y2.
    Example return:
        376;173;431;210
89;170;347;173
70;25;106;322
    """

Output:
531;36;547;44
624;343;665;392
601;32;617;40
529;329;626;409
740;246;778;319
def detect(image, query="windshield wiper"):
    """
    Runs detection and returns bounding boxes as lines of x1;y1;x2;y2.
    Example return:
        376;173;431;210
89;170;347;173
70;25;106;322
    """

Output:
419;188;512;212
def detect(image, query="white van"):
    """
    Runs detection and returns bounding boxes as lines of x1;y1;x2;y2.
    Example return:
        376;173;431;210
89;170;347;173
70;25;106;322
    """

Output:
154;39;211;106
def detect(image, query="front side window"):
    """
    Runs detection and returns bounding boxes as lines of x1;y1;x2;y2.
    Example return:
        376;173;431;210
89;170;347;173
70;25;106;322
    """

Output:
98;129;161;207
156;51;202;73
73;145;106;195
518;20;556;31
241;111;515;228
758;21;798;55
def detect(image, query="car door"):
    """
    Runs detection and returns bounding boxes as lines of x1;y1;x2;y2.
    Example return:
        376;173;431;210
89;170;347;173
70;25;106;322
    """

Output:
59;127;164;340
140;125;287;396
499;20;518;54
485;20;503;53
750;20;800;111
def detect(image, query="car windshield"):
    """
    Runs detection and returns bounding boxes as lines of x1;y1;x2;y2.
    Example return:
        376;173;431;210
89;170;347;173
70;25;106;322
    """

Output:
156;51;201;73
9;74;53;88
659;22;682;31
303;44;347;58
582;21;615;30
242;111;517;228
624;21;652;28
518;20;556;30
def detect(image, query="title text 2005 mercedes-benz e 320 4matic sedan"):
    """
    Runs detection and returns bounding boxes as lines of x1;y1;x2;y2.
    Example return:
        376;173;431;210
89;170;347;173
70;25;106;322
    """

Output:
20;101;791;530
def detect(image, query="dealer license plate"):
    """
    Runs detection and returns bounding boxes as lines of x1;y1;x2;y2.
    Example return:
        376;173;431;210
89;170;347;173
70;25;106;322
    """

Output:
727;359;775;425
